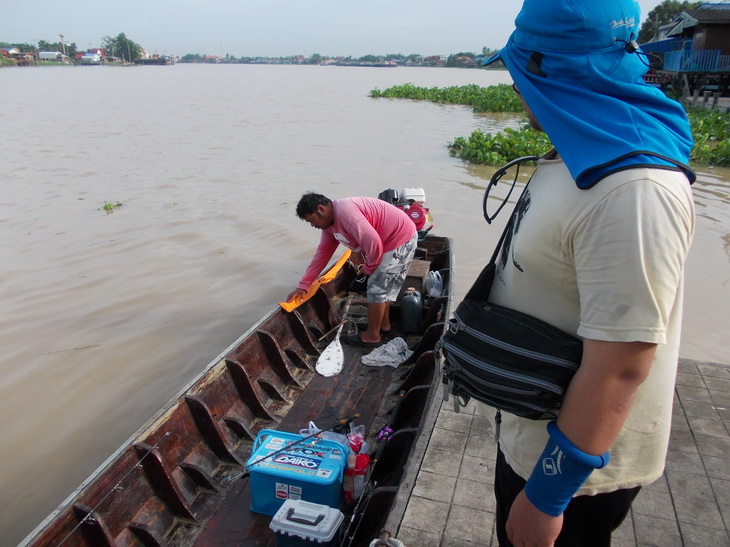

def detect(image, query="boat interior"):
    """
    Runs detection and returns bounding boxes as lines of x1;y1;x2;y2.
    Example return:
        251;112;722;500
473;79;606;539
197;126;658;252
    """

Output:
28;236;452;547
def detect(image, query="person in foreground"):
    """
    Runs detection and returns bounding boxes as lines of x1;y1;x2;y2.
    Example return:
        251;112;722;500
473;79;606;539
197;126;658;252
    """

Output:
286;192;417;347
481;1;695;545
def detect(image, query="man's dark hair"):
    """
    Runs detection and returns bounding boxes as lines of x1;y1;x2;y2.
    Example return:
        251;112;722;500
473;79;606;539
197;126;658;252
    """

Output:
296;192;331;219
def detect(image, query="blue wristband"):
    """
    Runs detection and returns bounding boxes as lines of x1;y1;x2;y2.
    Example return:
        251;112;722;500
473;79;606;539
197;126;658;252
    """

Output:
524;421;610;517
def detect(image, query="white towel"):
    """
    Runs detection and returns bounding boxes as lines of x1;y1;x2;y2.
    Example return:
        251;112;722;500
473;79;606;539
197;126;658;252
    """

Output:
361;337;412;368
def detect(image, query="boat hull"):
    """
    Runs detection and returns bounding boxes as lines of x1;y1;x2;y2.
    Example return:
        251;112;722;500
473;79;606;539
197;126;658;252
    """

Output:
23;235;453;546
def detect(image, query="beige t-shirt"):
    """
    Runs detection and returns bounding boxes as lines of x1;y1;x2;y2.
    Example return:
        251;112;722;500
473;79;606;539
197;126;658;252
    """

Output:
481;158;695;495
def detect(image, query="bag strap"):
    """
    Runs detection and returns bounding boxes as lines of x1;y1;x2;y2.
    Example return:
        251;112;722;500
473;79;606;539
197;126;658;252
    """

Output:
465;170;535;302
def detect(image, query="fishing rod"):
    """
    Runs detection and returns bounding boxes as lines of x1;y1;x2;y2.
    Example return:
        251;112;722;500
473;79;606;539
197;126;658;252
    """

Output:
57;432;172;546
243;413;361;475
341;390;406;545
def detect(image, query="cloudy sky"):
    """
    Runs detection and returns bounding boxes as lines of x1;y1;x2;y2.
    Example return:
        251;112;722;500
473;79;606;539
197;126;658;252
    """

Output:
5;0;666;58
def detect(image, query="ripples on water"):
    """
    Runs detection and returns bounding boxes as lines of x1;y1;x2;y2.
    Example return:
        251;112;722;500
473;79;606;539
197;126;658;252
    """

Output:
0;64;727;543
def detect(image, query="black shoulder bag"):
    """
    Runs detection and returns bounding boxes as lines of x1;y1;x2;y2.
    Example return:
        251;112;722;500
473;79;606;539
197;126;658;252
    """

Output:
439;157;583;420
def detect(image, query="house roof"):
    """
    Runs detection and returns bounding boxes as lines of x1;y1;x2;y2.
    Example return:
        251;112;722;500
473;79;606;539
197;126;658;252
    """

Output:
686;4;730;24
662;4;730;38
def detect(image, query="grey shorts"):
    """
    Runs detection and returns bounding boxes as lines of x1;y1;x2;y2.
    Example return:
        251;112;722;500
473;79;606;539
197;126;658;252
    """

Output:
366;233;418;304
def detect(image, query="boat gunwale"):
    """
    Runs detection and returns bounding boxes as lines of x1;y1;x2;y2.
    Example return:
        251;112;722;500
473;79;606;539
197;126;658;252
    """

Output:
21;236;454;546
18;297;288;546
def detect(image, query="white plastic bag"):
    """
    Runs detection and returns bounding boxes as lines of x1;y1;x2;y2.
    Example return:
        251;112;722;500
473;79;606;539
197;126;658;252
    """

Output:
424;270;443;298
299;421;349;452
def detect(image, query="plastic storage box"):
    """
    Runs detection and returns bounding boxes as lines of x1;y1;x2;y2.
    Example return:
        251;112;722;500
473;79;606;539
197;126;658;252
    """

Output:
247;430;347;516
400;187;426;204
269;499;343;546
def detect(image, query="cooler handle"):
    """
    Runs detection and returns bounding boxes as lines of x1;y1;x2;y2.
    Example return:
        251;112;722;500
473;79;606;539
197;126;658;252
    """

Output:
286;508;324;526
253;429;278;452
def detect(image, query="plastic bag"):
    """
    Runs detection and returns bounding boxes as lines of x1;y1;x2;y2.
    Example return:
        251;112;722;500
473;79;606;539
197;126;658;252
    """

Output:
299;421;349;452
343;453;370;505
347;423;369;455
424;270;443;298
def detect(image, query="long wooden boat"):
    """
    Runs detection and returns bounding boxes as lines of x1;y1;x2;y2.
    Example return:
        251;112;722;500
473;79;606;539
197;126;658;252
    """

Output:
22;234;453;546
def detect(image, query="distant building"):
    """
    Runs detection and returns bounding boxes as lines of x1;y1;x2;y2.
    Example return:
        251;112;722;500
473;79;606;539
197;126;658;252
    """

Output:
39;51;70;63
79;50;104;65
424;55;447;66
640;3;729;96
642;3;730;72
1;47;35;66
664;4;730;53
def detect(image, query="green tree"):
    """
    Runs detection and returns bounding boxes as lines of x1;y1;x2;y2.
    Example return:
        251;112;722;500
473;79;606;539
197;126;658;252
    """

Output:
308;53;323;65
638;1;701;43
37;39;78;58
180;53;204;63
1;41;33;53
101;33;142;62
446;52;475;67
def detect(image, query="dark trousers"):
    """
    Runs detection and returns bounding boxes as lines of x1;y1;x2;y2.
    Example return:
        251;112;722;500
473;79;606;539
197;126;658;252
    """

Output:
495;449;641;547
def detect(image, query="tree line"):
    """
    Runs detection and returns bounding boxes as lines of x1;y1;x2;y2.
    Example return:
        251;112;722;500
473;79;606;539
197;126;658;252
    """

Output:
1;33;144;63
175;0;700;64
2;1;701;66
177;51;501;66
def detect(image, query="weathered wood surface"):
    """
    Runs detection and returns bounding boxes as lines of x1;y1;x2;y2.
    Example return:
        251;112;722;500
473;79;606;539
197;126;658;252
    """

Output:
23;236;453;547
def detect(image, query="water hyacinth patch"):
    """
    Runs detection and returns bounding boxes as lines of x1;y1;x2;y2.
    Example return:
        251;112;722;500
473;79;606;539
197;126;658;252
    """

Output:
370;83;522;113
686;107;730;167
371;83;730;168
449;127;552;165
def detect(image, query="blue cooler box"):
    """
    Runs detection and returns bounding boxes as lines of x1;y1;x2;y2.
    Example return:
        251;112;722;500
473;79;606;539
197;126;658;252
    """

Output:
247;429;347;516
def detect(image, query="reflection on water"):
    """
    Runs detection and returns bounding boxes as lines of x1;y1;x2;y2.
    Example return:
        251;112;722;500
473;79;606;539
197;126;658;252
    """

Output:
0;64;727;544
693;167;730;222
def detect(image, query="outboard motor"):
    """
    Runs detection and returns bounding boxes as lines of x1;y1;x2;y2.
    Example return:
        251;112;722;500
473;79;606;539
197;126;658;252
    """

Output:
378;187;433;240
403;201;427;230
377;188;399;204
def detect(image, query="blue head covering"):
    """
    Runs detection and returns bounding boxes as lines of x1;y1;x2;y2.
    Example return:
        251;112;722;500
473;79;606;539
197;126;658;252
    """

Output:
484;0;695;188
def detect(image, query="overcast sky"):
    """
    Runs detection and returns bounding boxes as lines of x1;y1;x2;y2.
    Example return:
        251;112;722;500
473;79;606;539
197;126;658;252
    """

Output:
4;0;666;58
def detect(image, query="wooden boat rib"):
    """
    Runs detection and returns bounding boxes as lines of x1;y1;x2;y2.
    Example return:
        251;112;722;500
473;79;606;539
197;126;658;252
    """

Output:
22;235;452;547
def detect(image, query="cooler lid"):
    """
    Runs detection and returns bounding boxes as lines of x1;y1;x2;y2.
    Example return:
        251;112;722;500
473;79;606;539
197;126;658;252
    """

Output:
246;430;346;484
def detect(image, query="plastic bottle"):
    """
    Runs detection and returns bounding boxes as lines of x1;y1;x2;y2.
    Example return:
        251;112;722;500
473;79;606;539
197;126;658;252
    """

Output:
400;288;422;334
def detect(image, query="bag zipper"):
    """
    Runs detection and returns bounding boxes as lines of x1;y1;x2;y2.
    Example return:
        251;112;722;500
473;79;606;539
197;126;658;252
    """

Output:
451;313;579;370
443;341;565;395
449;365;550;416
450;355;545;397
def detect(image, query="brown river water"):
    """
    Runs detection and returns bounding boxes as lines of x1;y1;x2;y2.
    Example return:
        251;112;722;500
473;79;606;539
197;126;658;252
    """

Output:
1;64;728;544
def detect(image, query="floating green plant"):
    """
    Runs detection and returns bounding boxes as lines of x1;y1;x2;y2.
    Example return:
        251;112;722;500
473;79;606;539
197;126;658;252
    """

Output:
686;107;730;167
373;83;730;167
449;127;552;165
101;201;123;212
370;83;522;113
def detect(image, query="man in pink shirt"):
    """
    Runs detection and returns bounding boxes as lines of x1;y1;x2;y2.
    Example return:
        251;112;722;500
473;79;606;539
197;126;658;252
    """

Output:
286;192;417;346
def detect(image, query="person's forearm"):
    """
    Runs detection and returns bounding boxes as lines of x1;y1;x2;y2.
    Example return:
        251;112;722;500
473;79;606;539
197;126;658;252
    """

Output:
556;339;656;456
515;339;657;522
299;236;339;289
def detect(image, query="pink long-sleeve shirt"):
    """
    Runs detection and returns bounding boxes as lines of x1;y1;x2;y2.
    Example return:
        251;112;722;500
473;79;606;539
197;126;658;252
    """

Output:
297;197;416;290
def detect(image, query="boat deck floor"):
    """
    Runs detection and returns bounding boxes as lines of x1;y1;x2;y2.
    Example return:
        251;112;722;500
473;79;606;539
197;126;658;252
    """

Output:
195;325;425;545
